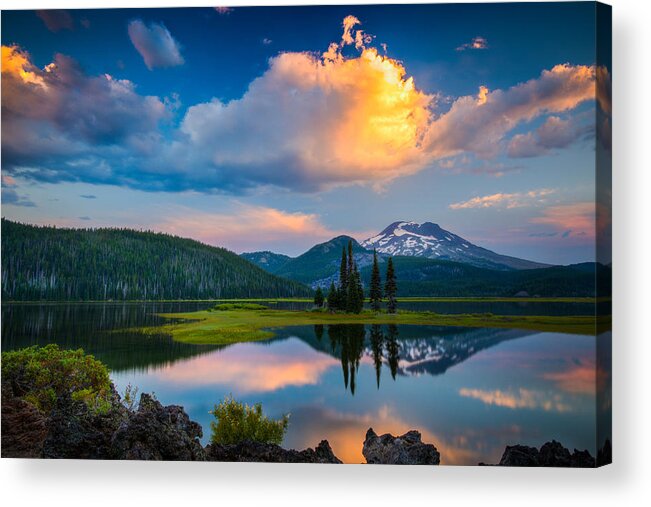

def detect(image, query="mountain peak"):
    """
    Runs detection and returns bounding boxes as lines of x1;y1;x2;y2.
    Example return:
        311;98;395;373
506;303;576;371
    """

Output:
362;221;549;270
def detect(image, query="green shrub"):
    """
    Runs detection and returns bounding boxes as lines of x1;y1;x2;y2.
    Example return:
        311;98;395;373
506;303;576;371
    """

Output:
212;303;268;311
209;395;289;445
1;344;113;415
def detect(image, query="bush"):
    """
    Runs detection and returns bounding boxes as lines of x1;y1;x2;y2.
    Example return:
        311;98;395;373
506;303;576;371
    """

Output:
1;344;113;415
212;303;268;311
209;395;289;445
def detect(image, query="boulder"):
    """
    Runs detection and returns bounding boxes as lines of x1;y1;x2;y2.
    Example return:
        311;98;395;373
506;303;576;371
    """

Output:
111;393;205;461
362;428;440;465
496;441;596;467
206;439;342;464
597;439;612;467
498;444;540;466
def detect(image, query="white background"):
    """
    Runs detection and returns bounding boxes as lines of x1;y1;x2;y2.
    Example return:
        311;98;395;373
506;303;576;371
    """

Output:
1;0;649;505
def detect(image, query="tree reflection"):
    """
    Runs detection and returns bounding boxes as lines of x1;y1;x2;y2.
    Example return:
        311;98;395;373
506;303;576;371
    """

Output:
323;323;401;394
327;324;365;395
370;324;384;389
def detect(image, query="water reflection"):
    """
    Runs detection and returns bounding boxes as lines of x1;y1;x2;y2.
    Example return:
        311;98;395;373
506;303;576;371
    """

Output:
1;303;606;465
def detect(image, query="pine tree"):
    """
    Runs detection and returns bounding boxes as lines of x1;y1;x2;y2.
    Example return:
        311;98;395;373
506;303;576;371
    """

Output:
314;286;324;307
339;246;348;292
346;268;357;313
370;250;382;311
385;257;397;313
327;281;338;311
347;240;354;284
354;265;365;313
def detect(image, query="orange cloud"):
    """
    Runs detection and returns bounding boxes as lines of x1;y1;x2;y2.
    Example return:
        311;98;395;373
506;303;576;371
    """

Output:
450;189;554;210
152;339;338;392
531;202;596;239
459;387;573;413
155;204;369;253
543;366;596;395
1;45;46;88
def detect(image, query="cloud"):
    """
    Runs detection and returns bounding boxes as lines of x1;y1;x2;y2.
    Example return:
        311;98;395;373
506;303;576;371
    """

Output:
1;18;600;195
457;36;488;51
154;204;360;254
424;64;597;160
1;44;169;181
1;174;36;207
507;115;590;158
459;387;572;413
174;23;433;191
449;189;554;210
530;202;596;239
214;7;233;15
36;10;74;32
128;20;184;70
262;38;273;45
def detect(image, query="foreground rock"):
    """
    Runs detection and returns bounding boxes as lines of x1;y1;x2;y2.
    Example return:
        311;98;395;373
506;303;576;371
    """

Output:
362;428;440;465
1;385;48;458
494;440;596;467
206;439;342;464
111;393;206;461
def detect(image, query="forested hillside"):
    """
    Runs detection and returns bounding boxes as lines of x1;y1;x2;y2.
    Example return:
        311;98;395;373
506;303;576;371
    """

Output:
358;257;610;297
1;219;311;301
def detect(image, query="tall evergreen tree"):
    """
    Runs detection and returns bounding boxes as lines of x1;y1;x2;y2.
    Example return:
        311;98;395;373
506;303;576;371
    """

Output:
339;247;348;294
327;281;338;311
370;250;382;311
384;257;398;313
354;265;365;313
347;240;354;283
314;286;324;307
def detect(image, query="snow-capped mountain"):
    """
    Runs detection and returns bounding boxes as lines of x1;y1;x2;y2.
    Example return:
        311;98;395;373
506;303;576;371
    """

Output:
362;221;549;270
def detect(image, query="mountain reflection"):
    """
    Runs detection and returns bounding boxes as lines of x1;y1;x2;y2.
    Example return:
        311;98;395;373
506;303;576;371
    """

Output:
301;324;534;394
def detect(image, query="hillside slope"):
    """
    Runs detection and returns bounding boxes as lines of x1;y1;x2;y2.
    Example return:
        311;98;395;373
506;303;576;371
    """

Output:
1;219;311;301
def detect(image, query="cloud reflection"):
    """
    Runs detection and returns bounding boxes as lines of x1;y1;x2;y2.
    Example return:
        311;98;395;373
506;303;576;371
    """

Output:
151;338;338;393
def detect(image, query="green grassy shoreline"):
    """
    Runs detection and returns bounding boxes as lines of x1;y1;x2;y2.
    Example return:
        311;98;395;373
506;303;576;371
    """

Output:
131;307;610;345
2;296;606;305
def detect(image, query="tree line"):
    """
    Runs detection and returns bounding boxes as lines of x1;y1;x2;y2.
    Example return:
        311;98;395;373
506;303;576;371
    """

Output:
313;240;397;314
1;219;311;301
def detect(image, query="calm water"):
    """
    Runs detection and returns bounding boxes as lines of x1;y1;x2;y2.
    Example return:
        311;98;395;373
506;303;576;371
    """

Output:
1;302;607;465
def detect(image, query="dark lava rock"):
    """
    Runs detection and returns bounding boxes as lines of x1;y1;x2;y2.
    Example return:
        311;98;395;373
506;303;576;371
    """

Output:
597;439;612;467
539;440;572;467
206;439;342;464
496;441;596;468
111;393;205;461
1;386;48;458
362;428;440;465
498;444;541;467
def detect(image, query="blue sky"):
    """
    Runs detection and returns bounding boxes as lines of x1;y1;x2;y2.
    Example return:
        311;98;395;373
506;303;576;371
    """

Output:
1;4;611;264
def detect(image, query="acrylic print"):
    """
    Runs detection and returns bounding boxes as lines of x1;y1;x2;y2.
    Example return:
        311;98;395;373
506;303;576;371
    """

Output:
1;3;611;466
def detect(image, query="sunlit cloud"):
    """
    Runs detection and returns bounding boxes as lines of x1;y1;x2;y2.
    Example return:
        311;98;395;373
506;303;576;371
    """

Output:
214;7;233;15
459;387;573;413
424;64;597;160
1;17;600;195
456;36;488;51
530;202;596;239
128;20;184;70
155;204;367;254
450;189;554;210
543;366;596;395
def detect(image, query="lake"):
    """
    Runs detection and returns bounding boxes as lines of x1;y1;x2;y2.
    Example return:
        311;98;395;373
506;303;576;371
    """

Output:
1;302;608;465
